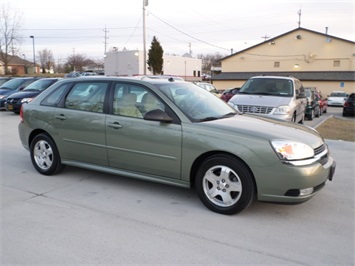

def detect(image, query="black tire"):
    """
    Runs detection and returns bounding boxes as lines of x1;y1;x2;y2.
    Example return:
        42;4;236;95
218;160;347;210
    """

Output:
30;133;65;175
291;113;297;123
315;107;320;117
307;110;314;121
298;113;304;124
195;154;255;215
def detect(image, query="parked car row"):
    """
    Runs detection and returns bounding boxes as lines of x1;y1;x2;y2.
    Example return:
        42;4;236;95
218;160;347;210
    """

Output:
0;77;61;113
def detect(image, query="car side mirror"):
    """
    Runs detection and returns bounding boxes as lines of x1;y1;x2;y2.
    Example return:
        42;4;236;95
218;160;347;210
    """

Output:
144;109;173;123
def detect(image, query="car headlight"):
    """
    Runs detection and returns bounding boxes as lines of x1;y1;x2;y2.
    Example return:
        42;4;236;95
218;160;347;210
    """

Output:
0;95;6;99
21;98;34;103
273;105;290;115
270;140;314;160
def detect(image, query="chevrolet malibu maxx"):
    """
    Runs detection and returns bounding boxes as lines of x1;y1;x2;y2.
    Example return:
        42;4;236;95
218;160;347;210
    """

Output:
18;77;336;215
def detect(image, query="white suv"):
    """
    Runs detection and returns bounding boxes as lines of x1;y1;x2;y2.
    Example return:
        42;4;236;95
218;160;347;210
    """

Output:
228;76;307;123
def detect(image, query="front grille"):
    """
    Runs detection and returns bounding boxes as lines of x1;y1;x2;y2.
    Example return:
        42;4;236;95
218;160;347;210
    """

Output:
6;98;19;104
236;105;273;114
314;144;326;155
314;144;328;165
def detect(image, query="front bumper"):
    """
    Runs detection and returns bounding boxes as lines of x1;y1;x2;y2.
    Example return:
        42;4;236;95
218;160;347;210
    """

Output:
253;155;336;203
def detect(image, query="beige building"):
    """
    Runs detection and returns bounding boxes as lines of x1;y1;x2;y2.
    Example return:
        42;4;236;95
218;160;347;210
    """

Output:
213;27;355;96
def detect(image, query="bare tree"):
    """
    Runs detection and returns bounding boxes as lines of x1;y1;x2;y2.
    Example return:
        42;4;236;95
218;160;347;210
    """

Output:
0;3;23;74
197;52;225;74
38;48;54;73
66;53;88;72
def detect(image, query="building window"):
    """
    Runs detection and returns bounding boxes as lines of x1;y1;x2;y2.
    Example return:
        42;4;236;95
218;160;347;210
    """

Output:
333;60;340;67
274;62;280;68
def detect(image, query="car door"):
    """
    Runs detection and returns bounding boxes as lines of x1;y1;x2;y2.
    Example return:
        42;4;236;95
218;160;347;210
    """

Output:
106;82;182;179
53;81;109;166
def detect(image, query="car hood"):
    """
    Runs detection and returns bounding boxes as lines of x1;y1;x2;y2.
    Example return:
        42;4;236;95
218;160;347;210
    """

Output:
197;114;323;148
229;94;291;107
7;90;40;98
0;88;15;96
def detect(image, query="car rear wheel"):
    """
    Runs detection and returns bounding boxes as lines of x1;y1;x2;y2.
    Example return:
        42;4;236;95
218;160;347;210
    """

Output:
30;133;65;175
195;154;255;215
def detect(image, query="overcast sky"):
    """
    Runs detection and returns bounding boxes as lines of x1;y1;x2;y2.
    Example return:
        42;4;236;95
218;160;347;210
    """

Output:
6;0;355;62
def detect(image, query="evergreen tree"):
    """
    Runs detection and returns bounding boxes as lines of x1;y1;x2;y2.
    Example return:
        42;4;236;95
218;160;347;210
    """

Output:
147;36;163;75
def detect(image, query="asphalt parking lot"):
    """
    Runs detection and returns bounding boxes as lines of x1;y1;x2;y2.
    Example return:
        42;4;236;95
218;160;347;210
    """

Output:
1;108;354;265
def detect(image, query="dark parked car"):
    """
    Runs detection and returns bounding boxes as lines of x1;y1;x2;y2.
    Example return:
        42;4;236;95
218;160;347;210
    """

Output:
18;77;335;215
0;77;40;110
5;78;60;114
305;88;321;120
220;87;240;102
342;93;355;117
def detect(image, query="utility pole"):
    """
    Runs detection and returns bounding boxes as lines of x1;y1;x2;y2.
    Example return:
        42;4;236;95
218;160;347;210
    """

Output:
143;0;148;75
103;26;109;55
297;9;302;28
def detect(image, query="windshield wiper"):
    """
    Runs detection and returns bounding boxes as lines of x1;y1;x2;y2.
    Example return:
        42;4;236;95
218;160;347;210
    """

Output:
221;112;236;118
197;112;236;122
24;89;40;91
197;116;220;122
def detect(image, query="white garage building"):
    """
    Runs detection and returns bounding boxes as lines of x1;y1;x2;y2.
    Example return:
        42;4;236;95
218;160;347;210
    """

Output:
104;49;202;81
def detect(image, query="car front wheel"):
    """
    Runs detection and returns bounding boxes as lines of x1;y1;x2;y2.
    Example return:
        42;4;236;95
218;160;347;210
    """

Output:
30;133;65;175
195;154;255;215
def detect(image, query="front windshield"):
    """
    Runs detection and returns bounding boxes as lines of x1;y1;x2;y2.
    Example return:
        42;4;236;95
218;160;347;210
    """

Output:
330;92;347;97
239;78;294;97
153;82;237;122
23;79;56;91
0;79;24;90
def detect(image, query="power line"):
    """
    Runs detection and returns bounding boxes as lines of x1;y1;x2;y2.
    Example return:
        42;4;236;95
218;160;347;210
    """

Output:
148;11;230;52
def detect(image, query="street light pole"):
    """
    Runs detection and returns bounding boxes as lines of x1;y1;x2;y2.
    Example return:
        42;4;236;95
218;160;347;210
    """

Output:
30;36;36;73
143;0;148;75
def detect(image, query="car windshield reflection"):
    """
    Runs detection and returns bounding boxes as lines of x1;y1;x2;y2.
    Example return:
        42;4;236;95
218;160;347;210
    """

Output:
153;82;237;122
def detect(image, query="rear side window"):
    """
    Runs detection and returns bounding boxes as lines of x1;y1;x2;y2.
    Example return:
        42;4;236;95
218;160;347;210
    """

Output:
42;83;71;107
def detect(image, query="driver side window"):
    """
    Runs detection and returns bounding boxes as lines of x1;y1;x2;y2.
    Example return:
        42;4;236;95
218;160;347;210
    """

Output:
112;83;164;118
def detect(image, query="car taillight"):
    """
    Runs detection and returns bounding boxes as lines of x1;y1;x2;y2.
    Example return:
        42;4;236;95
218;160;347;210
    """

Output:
344;102;349;107
20;105;24;123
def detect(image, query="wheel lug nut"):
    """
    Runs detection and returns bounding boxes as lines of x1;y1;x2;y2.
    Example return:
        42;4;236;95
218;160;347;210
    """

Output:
222;189;226;192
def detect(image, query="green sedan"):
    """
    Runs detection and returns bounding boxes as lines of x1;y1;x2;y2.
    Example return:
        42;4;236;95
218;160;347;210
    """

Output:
18;77;336;215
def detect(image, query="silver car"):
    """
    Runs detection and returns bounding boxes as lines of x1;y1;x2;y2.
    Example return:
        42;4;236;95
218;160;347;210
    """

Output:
228;76;307;123
18;77;335;215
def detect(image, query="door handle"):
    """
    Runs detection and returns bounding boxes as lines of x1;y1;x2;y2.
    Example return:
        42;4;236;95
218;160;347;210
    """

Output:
108;122;123;129
55;114;67;120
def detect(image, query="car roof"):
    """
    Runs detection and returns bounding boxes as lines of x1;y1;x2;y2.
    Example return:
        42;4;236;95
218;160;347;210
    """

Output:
56;76;187;85
251;75;298;81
